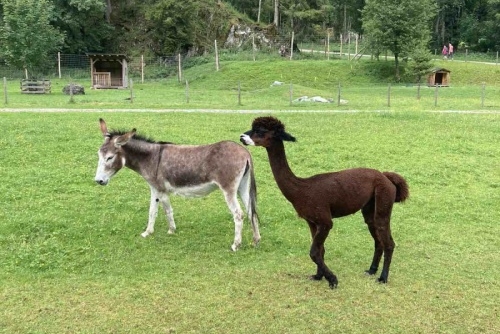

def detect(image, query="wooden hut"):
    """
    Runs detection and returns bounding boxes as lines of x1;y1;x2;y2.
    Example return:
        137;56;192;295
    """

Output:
427;68;451;87
88;53;128;89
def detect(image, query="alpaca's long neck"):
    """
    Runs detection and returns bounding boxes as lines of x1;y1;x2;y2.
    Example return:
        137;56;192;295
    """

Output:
266;140;302;202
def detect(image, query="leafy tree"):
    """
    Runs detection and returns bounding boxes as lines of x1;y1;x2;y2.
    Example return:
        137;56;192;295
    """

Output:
0;0;64;77
51;0;115;53
362;0;436;81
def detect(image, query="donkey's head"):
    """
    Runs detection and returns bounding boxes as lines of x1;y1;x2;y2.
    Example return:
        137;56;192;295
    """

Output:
240;116;296;148
95;118;136;186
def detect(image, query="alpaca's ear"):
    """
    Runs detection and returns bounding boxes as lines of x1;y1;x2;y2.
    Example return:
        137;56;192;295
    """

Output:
280;131;296;142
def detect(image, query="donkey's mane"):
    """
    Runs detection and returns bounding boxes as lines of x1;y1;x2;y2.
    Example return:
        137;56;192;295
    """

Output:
108;130;173;145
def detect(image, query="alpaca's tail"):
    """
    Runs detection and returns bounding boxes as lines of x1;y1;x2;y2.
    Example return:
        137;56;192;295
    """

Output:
383;172;409;203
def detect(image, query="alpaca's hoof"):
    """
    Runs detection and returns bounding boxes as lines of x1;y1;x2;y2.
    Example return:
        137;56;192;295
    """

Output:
365;269;377;276
325;274;338;289
377;277;388;284
309;274;323;281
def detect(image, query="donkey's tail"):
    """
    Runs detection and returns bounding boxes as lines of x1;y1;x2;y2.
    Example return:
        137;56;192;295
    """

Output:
244;160;260;245
383;172;410;203
247;160;260;226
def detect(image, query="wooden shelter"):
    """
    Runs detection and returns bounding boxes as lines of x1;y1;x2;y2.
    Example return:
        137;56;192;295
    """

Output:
427;68;451;87
88;53;128;89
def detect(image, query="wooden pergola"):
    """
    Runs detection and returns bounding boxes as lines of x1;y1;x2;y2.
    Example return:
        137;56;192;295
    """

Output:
88;53;129;89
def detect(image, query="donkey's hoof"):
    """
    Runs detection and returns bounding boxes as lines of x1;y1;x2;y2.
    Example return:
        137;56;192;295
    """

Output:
252;237;261;247
141;231;151;238
230;244;240;252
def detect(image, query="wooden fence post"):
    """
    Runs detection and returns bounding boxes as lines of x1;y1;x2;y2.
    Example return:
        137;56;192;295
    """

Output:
340;34;343;59
129;79;133;103
141;55;144;84
3;77;7;105
238;81;241;106
215;40;220;71
290;32;295;60
58;52;61;79
69;82;75;103
337;82;341;106
481;82;485;108
252;35;256;62
387;83;391;107
178;53;182;83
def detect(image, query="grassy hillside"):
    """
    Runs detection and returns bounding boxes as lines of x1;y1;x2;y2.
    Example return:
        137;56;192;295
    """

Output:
182;57;500;90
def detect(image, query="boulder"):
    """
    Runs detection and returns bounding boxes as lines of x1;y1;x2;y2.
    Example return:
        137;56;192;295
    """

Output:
62;84;85;95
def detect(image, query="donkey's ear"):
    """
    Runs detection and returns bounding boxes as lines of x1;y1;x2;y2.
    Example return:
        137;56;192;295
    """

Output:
99;118;109;137
114;128;136;147
280;131;296;142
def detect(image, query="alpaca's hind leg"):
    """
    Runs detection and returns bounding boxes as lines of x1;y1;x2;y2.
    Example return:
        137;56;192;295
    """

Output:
309;221;338;288
377;226;395;283
362;203;384;275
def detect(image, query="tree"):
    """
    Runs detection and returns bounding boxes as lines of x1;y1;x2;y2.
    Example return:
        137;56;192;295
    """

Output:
0;0;64;77
408;44;434;84
362;0;437;81
51;0;114;53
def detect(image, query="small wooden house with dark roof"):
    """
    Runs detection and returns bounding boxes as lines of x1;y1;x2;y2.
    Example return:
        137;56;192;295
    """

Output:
87;53;129;89
427;68;451;87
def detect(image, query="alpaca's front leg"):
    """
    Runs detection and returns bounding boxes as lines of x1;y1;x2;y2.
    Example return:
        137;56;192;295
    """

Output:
141;187;160;237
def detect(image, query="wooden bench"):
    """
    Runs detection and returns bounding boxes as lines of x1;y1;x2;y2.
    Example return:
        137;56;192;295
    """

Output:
20;79;51;94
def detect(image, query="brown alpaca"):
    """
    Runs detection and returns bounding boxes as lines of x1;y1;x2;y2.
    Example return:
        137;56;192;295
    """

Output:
240;116;409;288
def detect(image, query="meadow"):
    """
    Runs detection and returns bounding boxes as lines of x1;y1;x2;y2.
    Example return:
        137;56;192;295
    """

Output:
2;58;500;112
0;110;499;333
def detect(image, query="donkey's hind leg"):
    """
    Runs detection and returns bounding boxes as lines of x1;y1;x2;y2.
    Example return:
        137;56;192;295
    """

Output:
141;186;161;237
237;174;261;246
159;193;176;234
223;190;245;251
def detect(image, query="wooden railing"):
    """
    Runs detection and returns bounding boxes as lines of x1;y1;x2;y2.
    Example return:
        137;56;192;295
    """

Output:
20;79;51;94
93;72;111;87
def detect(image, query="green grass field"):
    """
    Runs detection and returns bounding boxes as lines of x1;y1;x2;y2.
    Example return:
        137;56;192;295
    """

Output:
2;58;500;111
1;111;499;333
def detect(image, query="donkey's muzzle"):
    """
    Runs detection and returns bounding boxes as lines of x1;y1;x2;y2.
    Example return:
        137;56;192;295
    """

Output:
95;179;108;186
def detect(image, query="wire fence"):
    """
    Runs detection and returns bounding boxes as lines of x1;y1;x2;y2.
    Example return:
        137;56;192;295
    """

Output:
1;31;498;81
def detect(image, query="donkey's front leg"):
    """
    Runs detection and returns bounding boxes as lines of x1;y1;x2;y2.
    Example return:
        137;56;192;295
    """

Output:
141;187;161;237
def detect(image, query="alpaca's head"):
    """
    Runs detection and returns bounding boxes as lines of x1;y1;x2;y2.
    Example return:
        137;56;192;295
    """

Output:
240;116;296;147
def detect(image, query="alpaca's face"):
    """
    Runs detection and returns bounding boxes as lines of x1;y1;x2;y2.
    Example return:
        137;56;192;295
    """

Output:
240;117;296;147
240;127;276;147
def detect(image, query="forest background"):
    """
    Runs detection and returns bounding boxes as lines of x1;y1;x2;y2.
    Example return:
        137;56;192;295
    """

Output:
0;0;499;81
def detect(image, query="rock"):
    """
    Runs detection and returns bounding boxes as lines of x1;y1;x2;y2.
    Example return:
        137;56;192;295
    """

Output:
62;84;85;95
